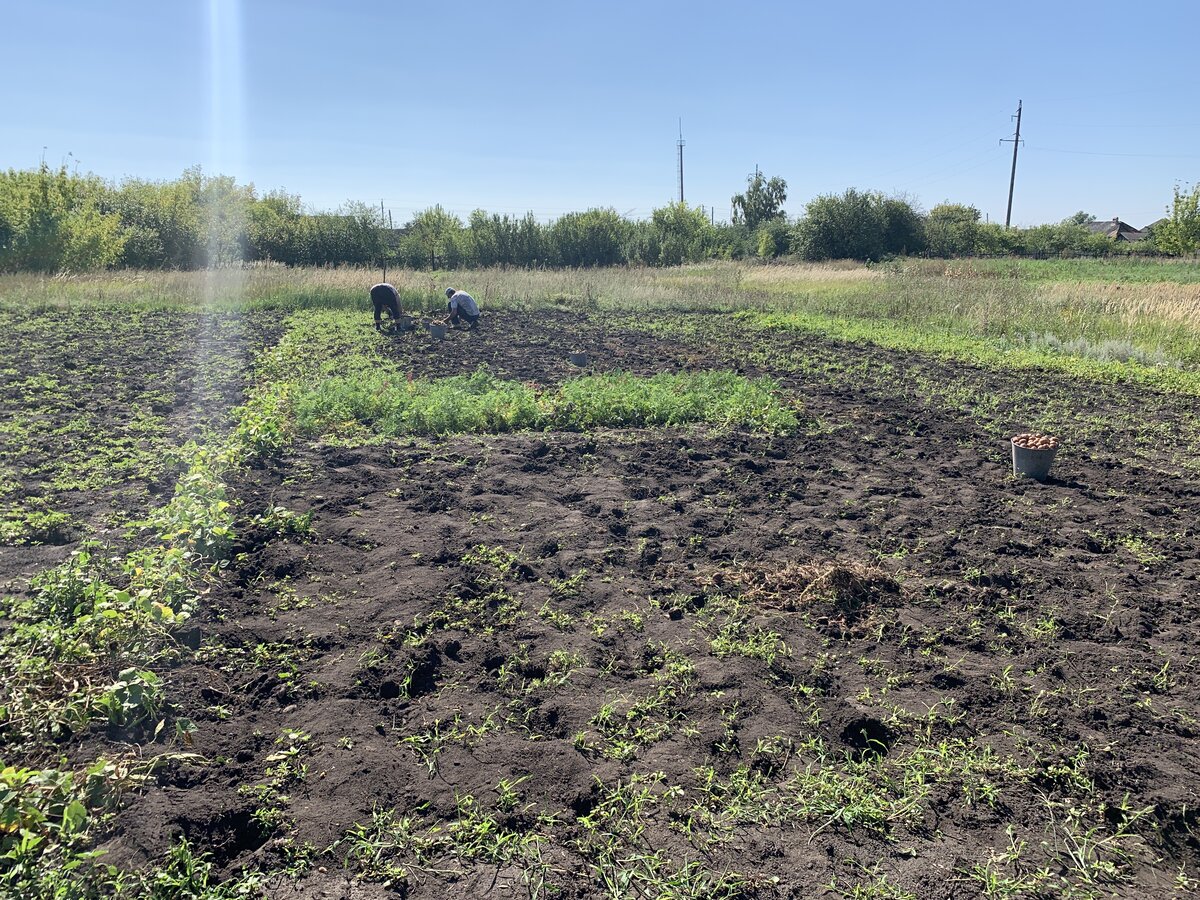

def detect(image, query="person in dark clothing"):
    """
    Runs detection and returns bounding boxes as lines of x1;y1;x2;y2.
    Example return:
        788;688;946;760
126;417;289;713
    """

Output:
370;283;403;331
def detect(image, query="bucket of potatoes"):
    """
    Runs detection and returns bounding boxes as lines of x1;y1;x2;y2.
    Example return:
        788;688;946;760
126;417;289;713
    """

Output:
1010;432;1060;481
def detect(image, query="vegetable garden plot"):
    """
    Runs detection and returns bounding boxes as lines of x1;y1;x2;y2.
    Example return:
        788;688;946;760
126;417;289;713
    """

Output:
73;311;1200;898
0;309;277;563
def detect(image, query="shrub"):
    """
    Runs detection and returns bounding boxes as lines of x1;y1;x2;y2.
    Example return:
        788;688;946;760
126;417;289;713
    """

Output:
756;220;791;259
791;189;922;261
925;204;982;257
0;164;126;272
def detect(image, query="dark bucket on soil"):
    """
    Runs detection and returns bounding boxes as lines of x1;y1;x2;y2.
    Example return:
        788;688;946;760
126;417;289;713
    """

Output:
1011;442;1058;481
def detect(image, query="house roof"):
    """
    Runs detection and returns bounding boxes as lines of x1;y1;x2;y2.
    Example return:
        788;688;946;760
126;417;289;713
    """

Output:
1085;218;1148;240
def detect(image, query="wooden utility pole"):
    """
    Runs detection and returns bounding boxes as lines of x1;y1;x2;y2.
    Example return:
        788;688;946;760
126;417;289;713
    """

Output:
1002;101;1023;229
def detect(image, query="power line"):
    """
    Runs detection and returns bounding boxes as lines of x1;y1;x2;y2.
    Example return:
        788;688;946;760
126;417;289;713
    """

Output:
868;129;1001;181
1027;145;1200;160
891;146;1004;193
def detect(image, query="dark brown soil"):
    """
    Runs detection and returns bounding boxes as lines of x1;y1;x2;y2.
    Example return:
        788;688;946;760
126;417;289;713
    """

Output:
0;308;279;591
372;309;733;383
37;311;1200;895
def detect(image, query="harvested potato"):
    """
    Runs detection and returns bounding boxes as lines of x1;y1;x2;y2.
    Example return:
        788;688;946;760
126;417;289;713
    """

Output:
1011;431;1060;451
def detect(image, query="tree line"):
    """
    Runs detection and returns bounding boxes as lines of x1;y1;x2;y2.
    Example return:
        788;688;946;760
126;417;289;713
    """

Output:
1;163;1195;273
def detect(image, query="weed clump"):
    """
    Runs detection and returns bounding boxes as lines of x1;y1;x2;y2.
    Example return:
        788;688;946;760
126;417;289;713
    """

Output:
703;559;898;621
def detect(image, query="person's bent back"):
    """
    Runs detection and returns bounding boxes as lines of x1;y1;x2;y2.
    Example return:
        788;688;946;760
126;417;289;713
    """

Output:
370;283;403;331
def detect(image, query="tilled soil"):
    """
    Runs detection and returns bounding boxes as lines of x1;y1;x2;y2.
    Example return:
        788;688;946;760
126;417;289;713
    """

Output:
0;308;280;587
90;311;1200;897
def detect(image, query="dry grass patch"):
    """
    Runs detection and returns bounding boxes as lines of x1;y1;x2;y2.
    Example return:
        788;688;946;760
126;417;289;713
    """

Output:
1040;280;1200;328
701;559;899;621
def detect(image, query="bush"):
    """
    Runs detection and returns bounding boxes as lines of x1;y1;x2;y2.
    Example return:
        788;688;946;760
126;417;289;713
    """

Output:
642;203;716;266
755;220;791;259
791;189;922;261
926;204;982;257
547;209;631;267
0;164;126;272
1155;183;1200;256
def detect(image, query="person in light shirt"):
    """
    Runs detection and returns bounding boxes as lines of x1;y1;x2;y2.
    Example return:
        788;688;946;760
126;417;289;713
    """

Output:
442;287;481;329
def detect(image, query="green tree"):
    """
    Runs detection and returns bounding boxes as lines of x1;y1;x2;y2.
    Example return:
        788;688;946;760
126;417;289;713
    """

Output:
300;202;386;267
199;173;254;266
1155;183;1200;256
111;170;205;268
644;202;715;266
401;205;464;268
975;221;1023;256
247;190;304;264
755;219;791;259
546;208;630;267
466;209;501;267
710;223;754;260
475;210;550;267
881;197;925;257
0;163;125;272
512;212;547;267
112;167;255;268
731;171;787;229
925;203;982;257
791;190;923;261
790;189;881;261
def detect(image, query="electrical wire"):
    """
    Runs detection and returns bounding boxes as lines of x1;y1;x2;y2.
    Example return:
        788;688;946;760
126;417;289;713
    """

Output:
1027;146;1200;160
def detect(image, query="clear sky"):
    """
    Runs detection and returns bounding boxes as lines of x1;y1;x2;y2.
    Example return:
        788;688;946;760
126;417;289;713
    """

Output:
3;0;1197;228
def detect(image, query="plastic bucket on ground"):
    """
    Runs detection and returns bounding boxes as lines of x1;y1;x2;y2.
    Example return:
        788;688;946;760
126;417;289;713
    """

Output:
395;316;415;333
569;351;589;366
429;323;448;340
1011;442;1058;481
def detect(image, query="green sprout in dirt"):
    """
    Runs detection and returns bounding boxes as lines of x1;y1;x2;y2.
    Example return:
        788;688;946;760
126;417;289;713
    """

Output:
336;792;555;890
238;729;313;835
400;712;500;777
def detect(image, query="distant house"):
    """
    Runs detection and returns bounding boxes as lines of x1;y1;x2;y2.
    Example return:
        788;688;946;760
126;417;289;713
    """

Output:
1085;217;1148;242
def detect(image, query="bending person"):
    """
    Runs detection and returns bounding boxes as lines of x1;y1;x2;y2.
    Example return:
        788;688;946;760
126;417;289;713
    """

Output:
443;287;480;329
370;282;404;332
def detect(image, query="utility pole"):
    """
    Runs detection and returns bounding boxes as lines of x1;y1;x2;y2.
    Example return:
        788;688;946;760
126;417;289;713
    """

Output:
380;199;387;282
677;119;685;204
1001;100;1023;229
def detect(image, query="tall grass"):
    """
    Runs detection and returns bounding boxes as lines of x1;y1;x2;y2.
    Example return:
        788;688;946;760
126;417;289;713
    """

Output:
736;265;1200;367
744;309;1200;395
893;256;1200;284
3;260;1198;368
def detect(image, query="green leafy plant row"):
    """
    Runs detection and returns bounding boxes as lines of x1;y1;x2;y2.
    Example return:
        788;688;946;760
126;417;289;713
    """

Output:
0;350;297;892
292;368;798;438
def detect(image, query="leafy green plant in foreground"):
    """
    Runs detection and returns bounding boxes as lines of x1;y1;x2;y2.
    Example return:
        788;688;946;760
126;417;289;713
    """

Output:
0;758;169;899
0;364;294;890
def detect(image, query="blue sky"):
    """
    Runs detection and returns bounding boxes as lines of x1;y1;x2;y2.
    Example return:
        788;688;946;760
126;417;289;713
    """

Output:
3;0;1197;228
